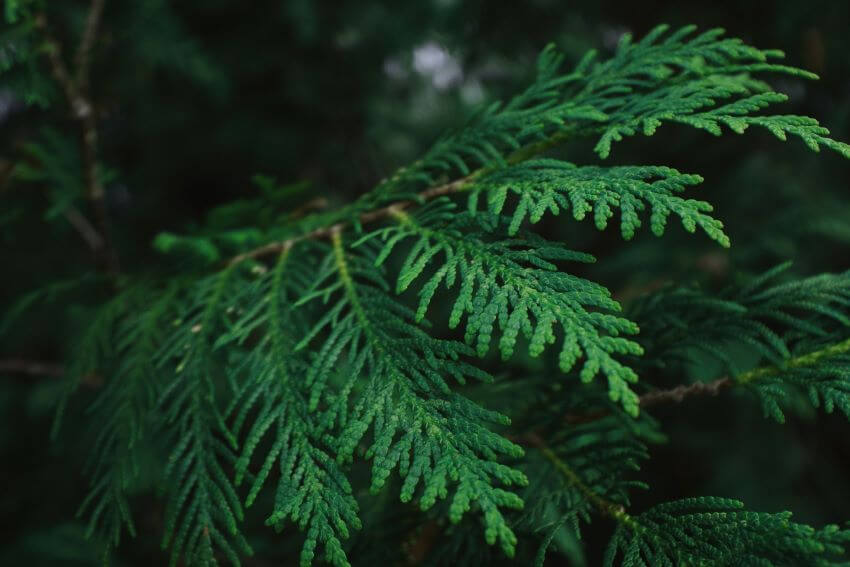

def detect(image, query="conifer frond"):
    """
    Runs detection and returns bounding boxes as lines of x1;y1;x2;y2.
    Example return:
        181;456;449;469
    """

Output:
375;23;850;199
604;497;850;566
12;128;85;212
631;265;850;422
672;97;850;158
0;273;98;338
78;284;178;554
20;15;850;566
468;159;729;244
53;288;136;436
233;368;360;567
634;265;849;367
381;43;606;194
222;249;361;567
741;338;850;423
295;231;528;557
520;412;656;565
358;200;644;415
174;24;850;272
569;25;850;159
157;269;252;566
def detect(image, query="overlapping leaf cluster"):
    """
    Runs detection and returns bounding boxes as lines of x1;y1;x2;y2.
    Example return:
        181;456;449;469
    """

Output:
358;199;645;414
605;497;850;566
630;263;850;422
468;160;728;244
33;23;850;567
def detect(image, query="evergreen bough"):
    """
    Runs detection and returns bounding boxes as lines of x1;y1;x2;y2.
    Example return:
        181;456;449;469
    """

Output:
3;6;850;565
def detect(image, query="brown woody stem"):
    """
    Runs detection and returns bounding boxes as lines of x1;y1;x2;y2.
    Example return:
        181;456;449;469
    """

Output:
35;5;119;275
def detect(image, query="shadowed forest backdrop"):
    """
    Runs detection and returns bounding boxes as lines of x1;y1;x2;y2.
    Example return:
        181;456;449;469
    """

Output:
2;0;850;565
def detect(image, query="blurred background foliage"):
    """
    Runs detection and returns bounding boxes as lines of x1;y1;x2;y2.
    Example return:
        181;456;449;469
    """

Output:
1;0;849;565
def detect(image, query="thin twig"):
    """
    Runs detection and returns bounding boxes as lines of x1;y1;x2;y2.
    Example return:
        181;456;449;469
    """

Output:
226;175;471;266
79;108;119;273
74;0;106;89
561;336;850;425
639;376;732;407
523;431;634;522
286;197;328;220
562;376;733;425
0;359;64;377
33;14;83;115
224;128;580;267
63;205;105;252
34;7;119;275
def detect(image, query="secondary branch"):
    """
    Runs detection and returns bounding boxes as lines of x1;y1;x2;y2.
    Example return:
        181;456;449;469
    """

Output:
563;376;733;425
225;130;577;267
226;175;471;266
35;4;119;275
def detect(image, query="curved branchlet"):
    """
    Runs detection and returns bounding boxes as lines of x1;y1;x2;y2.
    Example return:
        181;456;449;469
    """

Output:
291;230;528;558
356;200;644;415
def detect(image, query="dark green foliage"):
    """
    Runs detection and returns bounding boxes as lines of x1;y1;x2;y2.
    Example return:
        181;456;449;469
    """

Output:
3;7;850;566
1;1;53;107
745;337;850;423
519;413;656;565
78;284;176;554
630;263;850;421
604;497;850;566
155;270;252;566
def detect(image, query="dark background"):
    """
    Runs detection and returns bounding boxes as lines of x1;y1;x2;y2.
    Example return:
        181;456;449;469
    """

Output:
2;1;849;565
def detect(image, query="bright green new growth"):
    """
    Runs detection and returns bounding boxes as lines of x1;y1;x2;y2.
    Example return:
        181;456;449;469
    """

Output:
360;201;644;415
296;231;528;556
469;160;728;244
379;23;849;203
222;250;361;567
20;21;847;566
